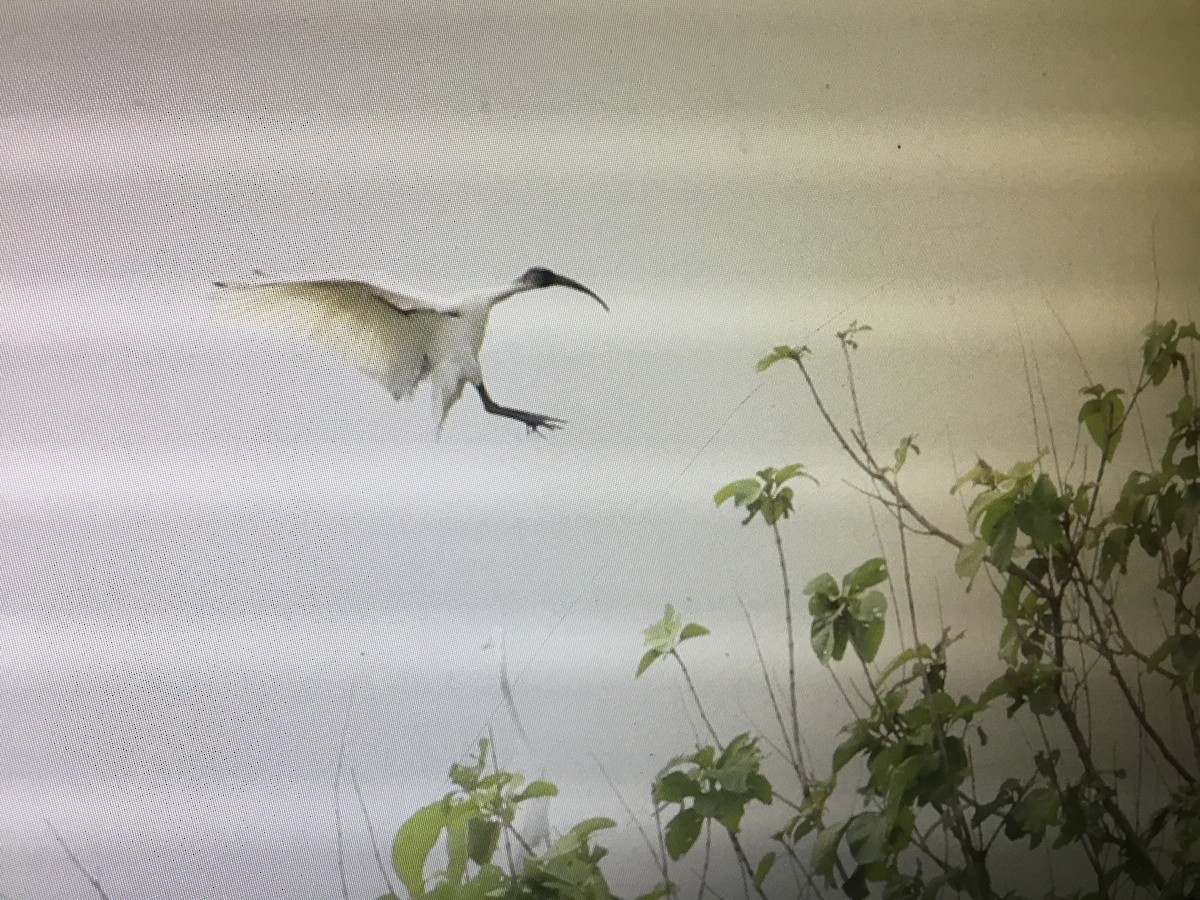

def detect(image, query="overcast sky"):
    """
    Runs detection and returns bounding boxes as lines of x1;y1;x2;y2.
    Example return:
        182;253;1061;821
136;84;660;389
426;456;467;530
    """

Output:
2;1;1198;897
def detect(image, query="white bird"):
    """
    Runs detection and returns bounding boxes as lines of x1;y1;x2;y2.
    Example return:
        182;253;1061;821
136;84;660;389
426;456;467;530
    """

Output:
211;267;608;434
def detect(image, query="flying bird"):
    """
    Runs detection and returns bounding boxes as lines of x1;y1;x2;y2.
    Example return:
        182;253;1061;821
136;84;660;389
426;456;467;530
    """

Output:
212;267;608;434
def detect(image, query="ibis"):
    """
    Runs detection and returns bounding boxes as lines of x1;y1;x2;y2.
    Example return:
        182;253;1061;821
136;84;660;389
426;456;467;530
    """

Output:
212;267;608;434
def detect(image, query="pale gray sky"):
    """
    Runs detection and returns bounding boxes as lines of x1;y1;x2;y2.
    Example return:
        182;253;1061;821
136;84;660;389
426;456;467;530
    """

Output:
1;1;1198;897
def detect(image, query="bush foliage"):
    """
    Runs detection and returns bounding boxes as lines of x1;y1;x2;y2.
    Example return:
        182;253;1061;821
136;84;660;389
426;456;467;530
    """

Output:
389;320;1200;899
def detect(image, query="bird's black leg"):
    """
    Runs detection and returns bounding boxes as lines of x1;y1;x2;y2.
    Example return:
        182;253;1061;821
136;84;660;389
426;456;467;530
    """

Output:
475;384;565;435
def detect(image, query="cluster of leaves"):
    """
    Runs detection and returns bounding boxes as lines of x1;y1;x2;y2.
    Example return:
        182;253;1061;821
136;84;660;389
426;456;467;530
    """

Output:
658;318;1200;897
804;559;889;664
713;464;817;526
386;318;1200;899
653;734;775;884
791;318;1200;897
386;739;618;900
636;603;710;677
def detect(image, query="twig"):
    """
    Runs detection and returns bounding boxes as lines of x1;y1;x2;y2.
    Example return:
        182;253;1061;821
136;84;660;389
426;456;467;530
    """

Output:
738;595;805;785
1014;324;1044;469
334;683;357;900
589;751;662;869
487;727;519;872
697;820;712;900
671;650;722;748
46;822;112;900
350;766;396;898
892;490;922;648
770;521;805;781
727;832;771;900
497;633;533;750
651;789;673;894
1150;217;1161;324
868;500;908;648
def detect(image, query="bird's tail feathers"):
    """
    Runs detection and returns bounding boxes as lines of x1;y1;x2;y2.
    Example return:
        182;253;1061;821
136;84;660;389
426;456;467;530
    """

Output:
432;371;466;438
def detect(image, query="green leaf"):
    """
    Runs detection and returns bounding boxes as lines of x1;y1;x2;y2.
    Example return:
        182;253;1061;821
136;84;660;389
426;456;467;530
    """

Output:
694;789;750;833
851;618;886;663
517;780;559;801
811;824;845;877
654;771;700;803
832;616;852;661
1078;389;1125;463
845;812;891;865
679;623;711;642
643;605;683;653
843;867;870;900
811;613;839;664
954;539;989;582
449;739;489;791
466;818;500;867
804;572;839;597
664;809;703;860
757;344;808;371
893;435;920;472
837;321;872;349
392;800;451;898
443;867;505;900
988;517;1018;570
877;644;932;683
746;772;773;805
849;590;886;623
844;557;888;593
753;851;777;888
999;575;1024;619
544;817;617;861
832;731;870;772
883;754;925;816
441;808;471;889
773;462;816;485
714;478;762;508
1013;474;1067;548
952;459;997;494
636;649;662;677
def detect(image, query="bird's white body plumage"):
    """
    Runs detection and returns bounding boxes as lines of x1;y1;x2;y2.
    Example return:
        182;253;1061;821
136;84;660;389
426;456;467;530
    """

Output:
212;278;516;429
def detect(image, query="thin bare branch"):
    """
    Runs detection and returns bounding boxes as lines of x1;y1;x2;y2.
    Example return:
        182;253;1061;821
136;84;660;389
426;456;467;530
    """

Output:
1015;324;1045;470
651;788;672;892
589;750;663;869
738;594;804;782
47;822;112;900
334;683;357;900
770;521;805;781
868;500;908;647
350;767;396;898
672;650;723;749
697;820;713;900
727;831;771;900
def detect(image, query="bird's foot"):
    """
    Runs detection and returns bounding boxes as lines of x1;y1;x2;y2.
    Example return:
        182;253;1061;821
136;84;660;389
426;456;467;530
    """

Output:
521;412;566;436
474;385;566;436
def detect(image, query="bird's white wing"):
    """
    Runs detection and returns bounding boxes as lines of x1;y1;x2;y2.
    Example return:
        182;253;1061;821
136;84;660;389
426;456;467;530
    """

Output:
212;279;446;399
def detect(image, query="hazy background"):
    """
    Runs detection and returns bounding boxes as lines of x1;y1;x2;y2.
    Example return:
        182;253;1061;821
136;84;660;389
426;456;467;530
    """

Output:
2;1;1198;896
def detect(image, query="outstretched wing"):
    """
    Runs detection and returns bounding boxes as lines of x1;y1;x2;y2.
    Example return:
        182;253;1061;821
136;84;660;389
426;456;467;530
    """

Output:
212;279;448;400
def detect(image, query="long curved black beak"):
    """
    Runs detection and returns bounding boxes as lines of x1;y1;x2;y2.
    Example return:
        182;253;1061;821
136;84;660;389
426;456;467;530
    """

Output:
548;273;609;312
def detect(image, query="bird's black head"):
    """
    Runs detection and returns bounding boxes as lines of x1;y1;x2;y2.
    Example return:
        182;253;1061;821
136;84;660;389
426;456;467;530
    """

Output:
517;267;609;311
519;267;558;288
